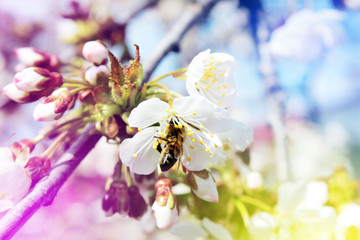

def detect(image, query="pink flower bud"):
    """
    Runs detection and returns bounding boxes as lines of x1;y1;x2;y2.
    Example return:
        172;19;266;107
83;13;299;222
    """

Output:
152;178;178;229
15;47;49;67
3;82;30;103
14;67;63;92
33;89;74;121
246;171;264;190
14;47;60;71
84;65;109;85
82;40;108;65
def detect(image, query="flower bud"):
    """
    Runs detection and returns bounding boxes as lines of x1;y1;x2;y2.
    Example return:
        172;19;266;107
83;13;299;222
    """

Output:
24;156;51;184
14;47;52;68
33;89;74;121
246;171;264;190
152;178;178;229
3;82;55;103
3;82;30;103
187;170;219;202
14;67;63;92
127;185;147;219
82;40;108;65
84;65;109;85
102;180;129;216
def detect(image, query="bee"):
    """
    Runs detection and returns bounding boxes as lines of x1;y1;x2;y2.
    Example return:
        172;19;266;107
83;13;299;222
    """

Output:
154;119;186;172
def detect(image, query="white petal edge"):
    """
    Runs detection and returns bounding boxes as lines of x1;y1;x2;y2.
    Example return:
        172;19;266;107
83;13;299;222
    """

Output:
128;98;169;128
202;218;233;240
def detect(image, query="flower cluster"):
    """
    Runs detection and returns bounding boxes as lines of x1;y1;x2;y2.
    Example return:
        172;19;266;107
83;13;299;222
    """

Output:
1;39;254;236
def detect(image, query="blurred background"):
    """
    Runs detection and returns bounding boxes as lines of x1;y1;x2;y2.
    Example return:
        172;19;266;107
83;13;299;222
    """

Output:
0;0;360;239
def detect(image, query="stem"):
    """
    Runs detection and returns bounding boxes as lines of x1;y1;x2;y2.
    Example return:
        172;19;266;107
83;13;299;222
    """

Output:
39;130;68;160
149;68;187;83
0;126;101;240
239;195;274;213
233;199;251;228
142;0;221;83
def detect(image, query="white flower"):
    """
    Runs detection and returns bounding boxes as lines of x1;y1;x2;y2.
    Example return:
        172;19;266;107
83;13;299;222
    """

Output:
82;40;108;65
0;147;31;213
186;49;238;108
269;9;344;61
120;96;234;174
249;181;337;240
336;204;360;240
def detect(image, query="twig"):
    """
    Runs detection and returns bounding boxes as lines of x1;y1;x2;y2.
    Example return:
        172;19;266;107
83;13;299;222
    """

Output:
0;126;101;240
142;0;221;83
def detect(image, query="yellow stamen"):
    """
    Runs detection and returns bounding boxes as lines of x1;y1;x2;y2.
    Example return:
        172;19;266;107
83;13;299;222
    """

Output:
190;145;195;149
186;157;191;161
205;84;211;91
205;148;210;152
217;101;222;105
200;140;204;145
221;93;225;97
192;138;196;143
210;152;215;156
223;85;227;89
132;153;138;158
187;132;194;137
211;78;218;84
138;128;142;132
192;111;196;115
216;86;221;89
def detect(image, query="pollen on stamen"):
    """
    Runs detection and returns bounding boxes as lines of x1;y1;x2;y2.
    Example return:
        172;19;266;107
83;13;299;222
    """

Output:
138;128;142;132
214;144;218;148
200;140;204;145
223;85;227;89
205;148;210;152
132;153;138;158
190;145;195;149
186;156;191;161
192;111;196;115
216;86;221;89
211;78;218;84
210;152;215;156
187;132;194;137
192;138;196;143
217;101;222;105
200;126;205;129
205;84;211;91
221;93;226;97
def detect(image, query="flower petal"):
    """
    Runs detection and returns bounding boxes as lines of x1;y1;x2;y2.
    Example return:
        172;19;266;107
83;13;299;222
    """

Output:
218;120;253;151
119;127;160;175
181;122;224;171
173;96;232;133
128;98;169;128
202;218;233;240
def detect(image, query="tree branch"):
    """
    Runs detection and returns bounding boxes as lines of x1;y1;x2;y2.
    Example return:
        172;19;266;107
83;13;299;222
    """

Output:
0;126;102;240
142;0;221;83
